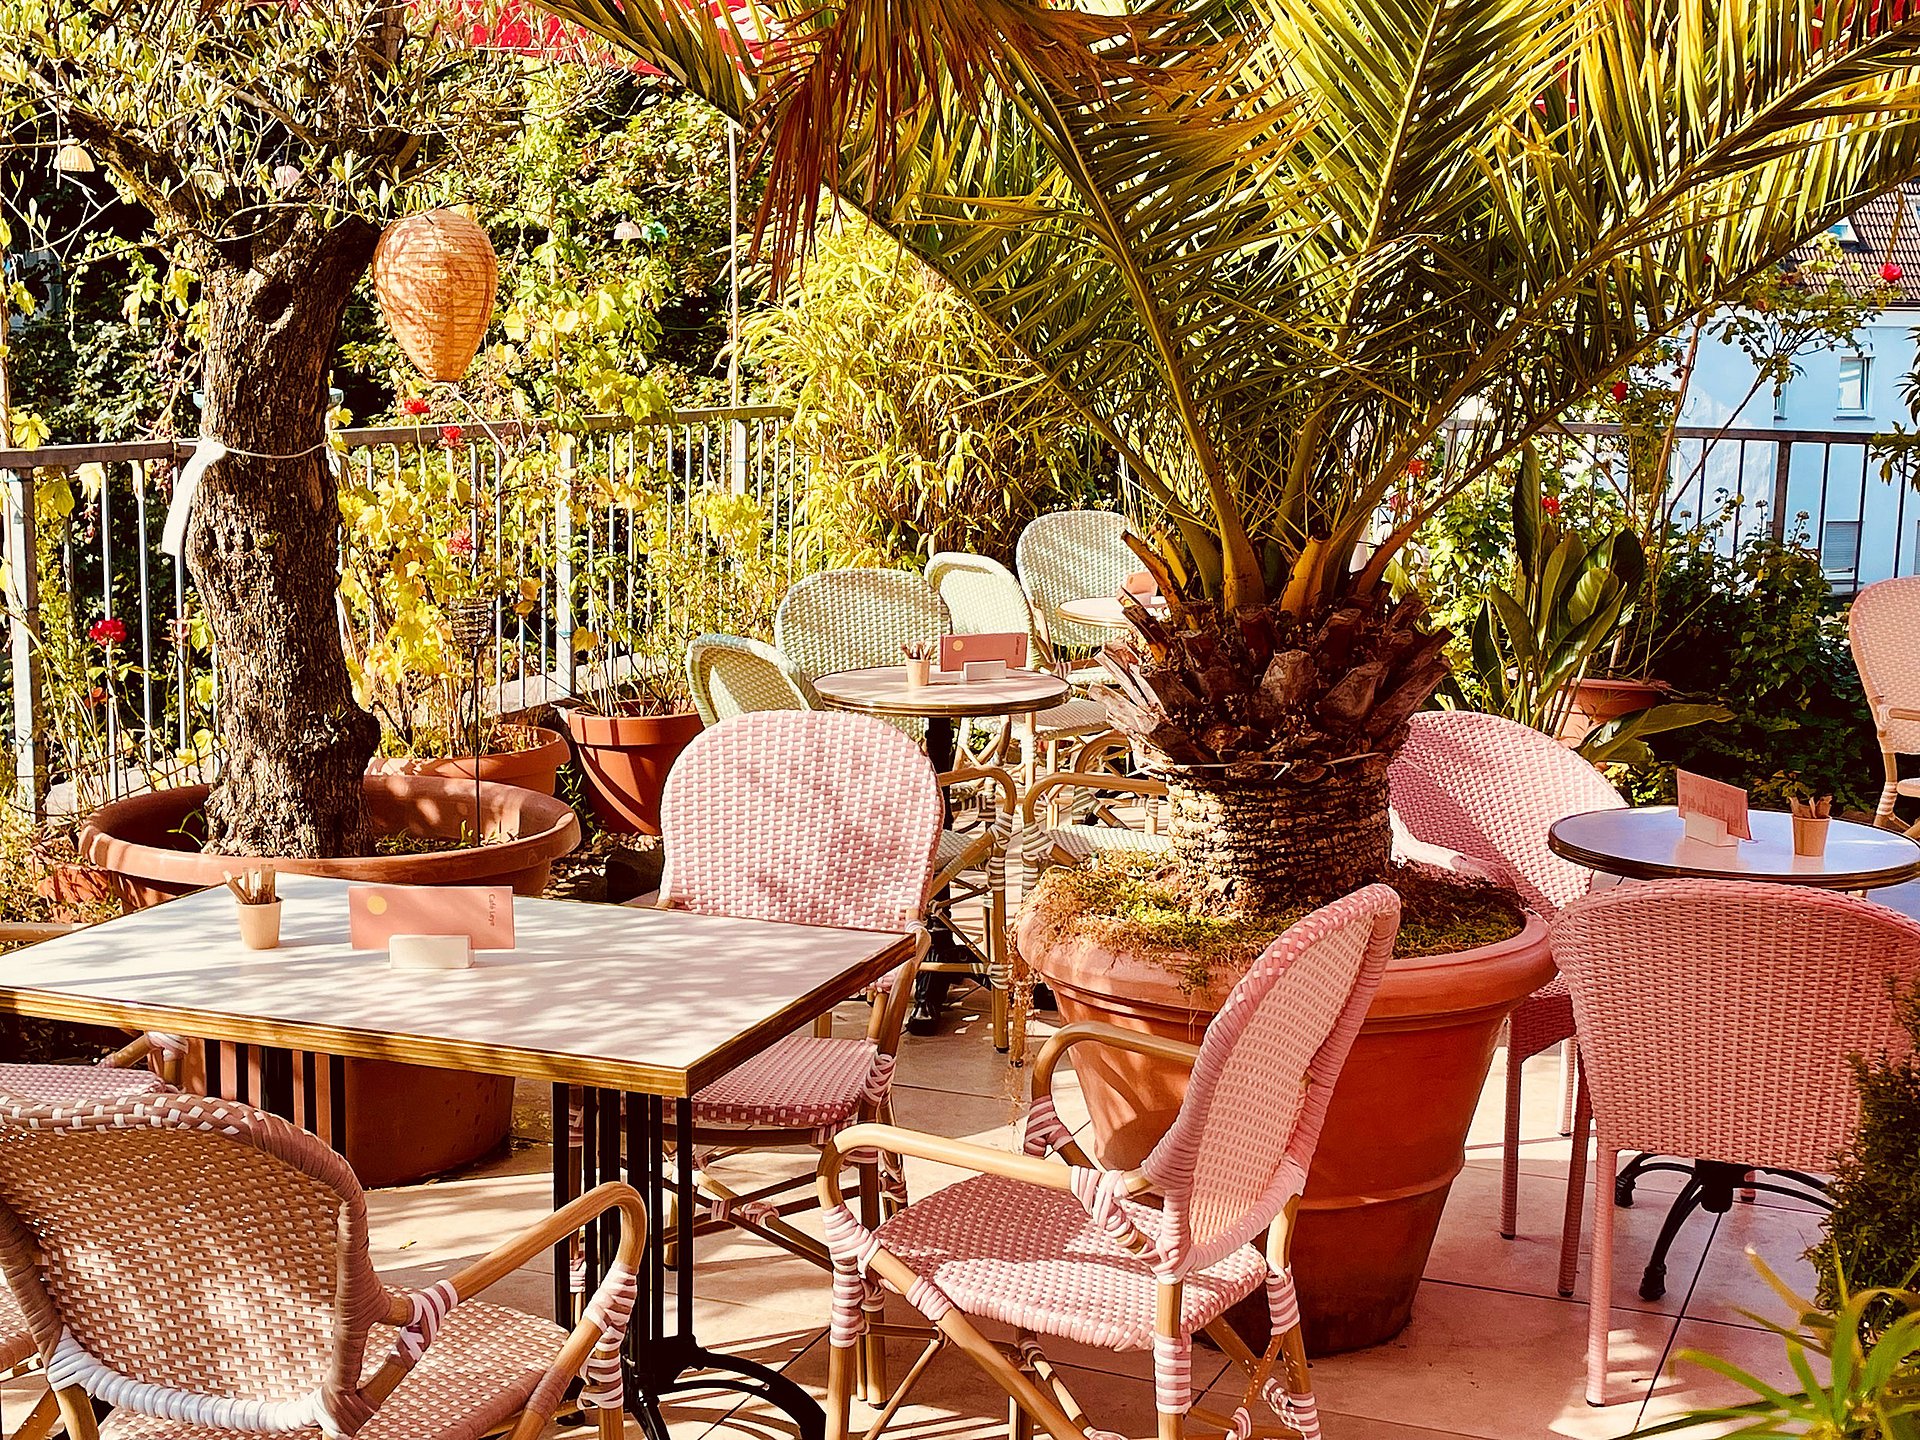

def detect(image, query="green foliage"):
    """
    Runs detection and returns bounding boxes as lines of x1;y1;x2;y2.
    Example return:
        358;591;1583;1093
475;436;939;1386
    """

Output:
1807;983;1920;1313
1649;1256;1920;1438
1643;528;1877;813
740;218;1105;566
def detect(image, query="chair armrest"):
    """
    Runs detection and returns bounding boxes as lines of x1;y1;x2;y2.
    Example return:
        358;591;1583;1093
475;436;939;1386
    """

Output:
940;764;1016;814
816;1122;1154;1209
1020;770;1166;825
1031;1021;1200;1098
364;1182;647;1409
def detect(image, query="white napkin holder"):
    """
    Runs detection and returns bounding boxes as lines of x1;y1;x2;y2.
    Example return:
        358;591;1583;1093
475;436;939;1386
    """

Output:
389;933;474;971
963;659;1008;682
1681;812;1738;847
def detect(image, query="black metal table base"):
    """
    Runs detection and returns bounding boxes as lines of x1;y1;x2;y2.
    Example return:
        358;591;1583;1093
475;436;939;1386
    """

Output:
1614;1154;1830;1300
559;1086;827;1440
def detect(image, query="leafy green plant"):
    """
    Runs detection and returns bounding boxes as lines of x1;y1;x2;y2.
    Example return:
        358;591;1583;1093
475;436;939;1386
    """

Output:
1805;982;1920;1313
1444;459;1727;765
1648;1255;1920;1438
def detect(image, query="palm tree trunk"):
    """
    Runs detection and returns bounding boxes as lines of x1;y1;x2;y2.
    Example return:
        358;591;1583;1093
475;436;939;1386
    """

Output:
1162;757;1392;911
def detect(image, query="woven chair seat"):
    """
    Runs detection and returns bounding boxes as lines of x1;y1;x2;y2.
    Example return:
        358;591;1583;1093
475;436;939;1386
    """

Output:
933;827;994;890
99;1303;567;1440
1032;697;1110;736
1508;976;1574;1062
875;1173;1266;1350
694;1035;882;1132
0;1282;30;1372
0;1061;168;1102
1048;826;1172;865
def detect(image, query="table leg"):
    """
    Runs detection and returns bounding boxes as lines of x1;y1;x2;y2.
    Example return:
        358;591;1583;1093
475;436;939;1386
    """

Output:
912;714;970;1032
1617;1155;1831;1300
554;1089;827;1440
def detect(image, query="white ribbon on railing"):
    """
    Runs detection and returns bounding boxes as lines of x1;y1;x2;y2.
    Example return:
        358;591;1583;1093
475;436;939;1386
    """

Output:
160;438;225;558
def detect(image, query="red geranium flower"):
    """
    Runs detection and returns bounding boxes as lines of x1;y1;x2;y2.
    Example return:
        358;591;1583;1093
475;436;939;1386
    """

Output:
448;528;475;557
1405;457;1428;479
402;397;430;417
1541;494;1562;517
88;617;127;647
1610;380;1630;402
439;424;464;449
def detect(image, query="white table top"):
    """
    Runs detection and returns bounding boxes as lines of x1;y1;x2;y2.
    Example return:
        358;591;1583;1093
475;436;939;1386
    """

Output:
812;665;1069;720
1057;596;1168;632
0;874;913;1097
1547;806;1920;889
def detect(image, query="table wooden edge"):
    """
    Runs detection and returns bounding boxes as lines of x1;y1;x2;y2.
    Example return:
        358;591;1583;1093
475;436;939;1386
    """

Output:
812;670;1070;720
0;931;918;1099
1545;822;1920;890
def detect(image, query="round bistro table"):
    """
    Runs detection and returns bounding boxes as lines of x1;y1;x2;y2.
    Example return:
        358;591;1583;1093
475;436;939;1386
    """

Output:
812;665;1069;1033
1057;594;1169;635
1546;803;1920;1303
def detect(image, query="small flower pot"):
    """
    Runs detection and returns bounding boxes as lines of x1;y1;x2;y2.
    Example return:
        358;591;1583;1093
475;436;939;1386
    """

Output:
1792;815;1831;857
905;657;932;688
562;707;704;836
234;899;282;950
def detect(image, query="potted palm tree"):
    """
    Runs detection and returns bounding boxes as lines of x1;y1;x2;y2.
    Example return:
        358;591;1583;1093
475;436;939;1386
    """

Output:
537;0;1920;1348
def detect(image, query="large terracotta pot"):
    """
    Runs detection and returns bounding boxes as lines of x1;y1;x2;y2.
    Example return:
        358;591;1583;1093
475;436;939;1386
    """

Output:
366;724;570;795
1557;676;1665;748
80;774;580;1188
563;708;703;836
1018;892;1553;1356
82;773;581;910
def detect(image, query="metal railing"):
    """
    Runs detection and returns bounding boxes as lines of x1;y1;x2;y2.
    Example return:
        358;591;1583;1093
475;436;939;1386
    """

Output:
0;406;806;817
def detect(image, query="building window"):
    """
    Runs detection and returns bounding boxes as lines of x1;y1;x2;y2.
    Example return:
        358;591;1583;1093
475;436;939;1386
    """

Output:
1838;353;1872;415
1825;519;1861;573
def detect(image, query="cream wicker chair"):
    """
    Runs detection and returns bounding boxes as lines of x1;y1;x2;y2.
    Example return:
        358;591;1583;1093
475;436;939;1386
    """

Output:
1554;881;1920;1405
686;633;810;724
925;552;1114;781
814;885;1400;1440
1014;509;1136;657
0;1034;176;1439
0;1090;645;1440
775;568;1019;1045
1848;576;1920;831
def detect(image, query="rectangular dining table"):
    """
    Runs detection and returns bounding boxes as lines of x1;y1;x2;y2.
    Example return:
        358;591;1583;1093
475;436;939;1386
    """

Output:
0;872;915;1440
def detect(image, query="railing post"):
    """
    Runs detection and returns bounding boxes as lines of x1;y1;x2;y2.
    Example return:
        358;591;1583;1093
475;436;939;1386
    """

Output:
2;467;45;819
730;416;749;496
1770;436;1792;544
554;433;576;698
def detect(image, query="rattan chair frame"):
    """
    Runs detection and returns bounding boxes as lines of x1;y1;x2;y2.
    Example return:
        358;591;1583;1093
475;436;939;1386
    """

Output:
1015;511;1136;658
814;887;1399;1440
1848;577;1920;831
686;634;813;726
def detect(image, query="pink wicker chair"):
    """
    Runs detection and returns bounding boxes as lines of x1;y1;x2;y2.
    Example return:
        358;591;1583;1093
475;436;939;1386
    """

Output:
0;1035;177;1439
1848;576;1920;831
1389;709;1623;1243
1553;880;1920;1405
652;710;944;1273
0;1090;645;1439
814;885;1400;1440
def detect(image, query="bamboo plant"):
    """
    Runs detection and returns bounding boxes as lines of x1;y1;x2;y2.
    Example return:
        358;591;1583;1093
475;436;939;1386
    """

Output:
534;0;1920;907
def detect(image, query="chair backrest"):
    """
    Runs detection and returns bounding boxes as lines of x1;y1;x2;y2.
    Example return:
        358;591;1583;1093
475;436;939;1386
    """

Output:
686;634;812;726
1554;879;1920;1172
657;710;944;931
773;568;947;682
1142;885;1399;1273
1015;510;1134;653
1850;576;1920;755
925;553;1042;657
1389;709;1625;917
0;1092;387;1434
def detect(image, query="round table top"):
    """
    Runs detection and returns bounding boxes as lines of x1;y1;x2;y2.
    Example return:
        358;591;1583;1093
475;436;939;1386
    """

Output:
812;665;1070;720
1058;595;1168;632
1547;806;1920;889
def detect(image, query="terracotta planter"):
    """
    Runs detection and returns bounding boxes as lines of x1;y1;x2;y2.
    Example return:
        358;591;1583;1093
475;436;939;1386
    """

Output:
1557;676;1665;748
563;707;704;836
1018;893;1553;1356
366;724;570;796
32;858;118;923
78;774;576;1188
82;773;580;910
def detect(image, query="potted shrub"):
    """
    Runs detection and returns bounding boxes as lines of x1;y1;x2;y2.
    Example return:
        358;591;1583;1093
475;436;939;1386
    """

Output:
562;623;704;836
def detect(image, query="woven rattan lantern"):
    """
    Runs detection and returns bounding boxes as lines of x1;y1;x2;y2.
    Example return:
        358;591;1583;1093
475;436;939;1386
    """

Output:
372;209;498;383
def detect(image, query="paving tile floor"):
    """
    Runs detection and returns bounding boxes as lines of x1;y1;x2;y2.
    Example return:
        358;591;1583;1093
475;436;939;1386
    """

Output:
1;985;1817;1440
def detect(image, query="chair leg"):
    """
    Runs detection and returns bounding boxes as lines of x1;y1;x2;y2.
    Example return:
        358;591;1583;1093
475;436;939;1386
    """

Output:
1500;1039;1523;1239
1558;1070;1592;1297
827;1330;858;1440
989;853;1010;1053
1558;1039;1579;1136
596;1406;624;1438
1585;1146;1619;1407
858;1158;890;1404
15;1390;61;1440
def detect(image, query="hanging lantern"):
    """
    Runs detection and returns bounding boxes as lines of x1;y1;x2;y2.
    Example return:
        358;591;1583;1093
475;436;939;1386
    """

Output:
52;143;95;173
371;208;498;383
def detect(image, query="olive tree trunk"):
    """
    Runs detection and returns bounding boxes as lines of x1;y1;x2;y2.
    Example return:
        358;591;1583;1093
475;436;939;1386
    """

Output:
186;226;382;856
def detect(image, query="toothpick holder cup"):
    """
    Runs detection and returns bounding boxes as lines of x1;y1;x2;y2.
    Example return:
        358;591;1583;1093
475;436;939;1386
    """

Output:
905;657;931;688
235;899;282;951
1792;814;1831;858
